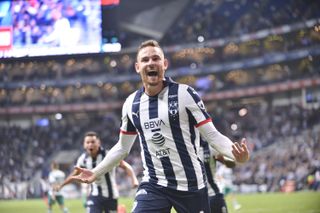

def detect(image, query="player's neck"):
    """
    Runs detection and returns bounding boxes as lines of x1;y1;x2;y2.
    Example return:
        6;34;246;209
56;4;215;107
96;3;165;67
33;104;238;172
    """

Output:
144;82;164;96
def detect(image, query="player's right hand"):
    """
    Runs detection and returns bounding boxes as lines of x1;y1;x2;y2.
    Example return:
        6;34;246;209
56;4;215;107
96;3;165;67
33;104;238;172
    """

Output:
53;184;61;192
65;167;97;184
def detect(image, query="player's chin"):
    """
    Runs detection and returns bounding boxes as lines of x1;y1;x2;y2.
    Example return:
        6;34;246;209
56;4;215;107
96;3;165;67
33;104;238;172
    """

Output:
147;78;161;86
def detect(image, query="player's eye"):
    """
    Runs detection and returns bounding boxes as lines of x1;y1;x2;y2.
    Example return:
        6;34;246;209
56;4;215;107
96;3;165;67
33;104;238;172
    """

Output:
141;57;149;62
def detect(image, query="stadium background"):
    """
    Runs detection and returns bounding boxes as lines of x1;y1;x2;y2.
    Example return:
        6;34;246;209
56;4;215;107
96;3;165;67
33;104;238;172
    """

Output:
0;0;320;212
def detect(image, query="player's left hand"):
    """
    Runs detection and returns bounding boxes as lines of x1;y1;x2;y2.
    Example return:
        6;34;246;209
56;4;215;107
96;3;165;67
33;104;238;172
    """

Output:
232;138;250;163
53;184;61;192
64;167;97;184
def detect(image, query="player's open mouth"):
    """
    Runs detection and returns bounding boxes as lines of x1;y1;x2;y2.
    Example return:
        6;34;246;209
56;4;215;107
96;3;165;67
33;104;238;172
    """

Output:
147;71;158;76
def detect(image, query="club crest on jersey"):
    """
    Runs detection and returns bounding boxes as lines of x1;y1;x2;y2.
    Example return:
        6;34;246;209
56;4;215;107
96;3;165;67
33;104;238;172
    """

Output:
168;100;178;116
197;101;206;110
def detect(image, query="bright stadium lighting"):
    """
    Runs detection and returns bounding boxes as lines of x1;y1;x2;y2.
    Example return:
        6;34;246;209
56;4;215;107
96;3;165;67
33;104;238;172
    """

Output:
55;113;63;120
190;63;197;69
197;35;205;43
110;60;117;67
238;108;248;117
231;123;238;131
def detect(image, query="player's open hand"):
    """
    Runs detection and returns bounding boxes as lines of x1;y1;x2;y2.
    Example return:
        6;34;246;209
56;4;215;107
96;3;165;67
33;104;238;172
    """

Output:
232;138;250;163
65;167;97;184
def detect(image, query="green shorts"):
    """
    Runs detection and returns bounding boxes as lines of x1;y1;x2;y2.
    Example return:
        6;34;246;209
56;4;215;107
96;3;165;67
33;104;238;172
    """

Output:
48;193;64;206
223;186;232;196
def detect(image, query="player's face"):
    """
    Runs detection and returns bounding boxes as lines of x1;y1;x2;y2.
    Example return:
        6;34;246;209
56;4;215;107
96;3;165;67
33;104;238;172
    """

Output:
135;46;168;87
83;136;100;157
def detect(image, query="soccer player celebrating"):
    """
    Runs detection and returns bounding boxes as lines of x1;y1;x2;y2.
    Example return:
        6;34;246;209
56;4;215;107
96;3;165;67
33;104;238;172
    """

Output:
65;40;249;212
59;131;138;213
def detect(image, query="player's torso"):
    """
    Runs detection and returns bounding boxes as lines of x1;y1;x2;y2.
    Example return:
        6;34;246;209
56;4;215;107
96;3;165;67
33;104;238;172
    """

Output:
78;150;118;198
49;170;65;184
48;170;65;195
199;140;220;196
128;83;205;191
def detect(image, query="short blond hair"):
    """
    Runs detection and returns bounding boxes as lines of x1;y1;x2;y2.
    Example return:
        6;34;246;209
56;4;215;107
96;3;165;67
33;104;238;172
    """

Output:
136;39;163;60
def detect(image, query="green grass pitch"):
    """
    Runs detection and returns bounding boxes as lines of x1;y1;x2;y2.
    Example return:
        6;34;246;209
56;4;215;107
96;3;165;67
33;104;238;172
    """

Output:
0;191;319;213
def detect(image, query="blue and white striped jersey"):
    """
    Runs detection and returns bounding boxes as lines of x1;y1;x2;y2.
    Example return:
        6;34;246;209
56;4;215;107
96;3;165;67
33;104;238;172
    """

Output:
120;78;212;191
199;138;221;196
76;147;119;198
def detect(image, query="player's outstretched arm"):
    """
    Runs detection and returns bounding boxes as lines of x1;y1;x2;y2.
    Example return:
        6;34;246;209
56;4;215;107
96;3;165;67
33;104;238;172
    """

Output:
198;122;249;164
57;168;82;190
119;160;139;188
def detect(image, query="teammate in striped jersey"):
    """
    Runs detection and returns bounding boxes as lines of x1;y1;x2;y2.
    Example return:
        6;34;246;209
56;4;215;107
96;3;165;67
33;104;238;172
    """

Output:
59;131;138;213
199;138;236;213
66;40;250;212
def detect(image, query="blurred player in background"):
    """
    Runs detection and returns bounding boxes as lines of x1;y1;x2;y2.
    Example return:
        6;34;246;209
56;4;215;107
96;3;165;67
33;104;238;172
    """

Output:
199;138;237;213
215;162;242;211
47;161;69;213
59;131;138;213
63;40;249;213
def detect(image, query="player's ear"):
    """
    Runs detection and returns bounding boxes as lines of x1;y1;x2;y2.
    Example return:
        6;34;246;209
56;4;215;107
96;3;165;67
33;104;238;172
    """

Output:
164;58;168;70
135;62;140;74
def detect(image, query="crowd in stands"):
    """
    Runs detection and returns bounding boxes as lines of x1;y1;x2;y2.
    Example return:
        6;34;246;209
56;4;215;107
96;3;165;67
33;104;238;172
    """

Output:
1;102;319;198
1;25;319;83
161;0;320;45
0;55;318;107
0;111;139;198
236;129;320;192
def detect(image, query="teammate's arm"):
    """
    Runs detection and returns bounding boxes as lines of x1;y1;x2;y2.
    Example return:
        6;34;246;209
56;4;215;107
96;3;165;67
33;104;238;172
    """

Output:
58;168;82;190
119;160;139;188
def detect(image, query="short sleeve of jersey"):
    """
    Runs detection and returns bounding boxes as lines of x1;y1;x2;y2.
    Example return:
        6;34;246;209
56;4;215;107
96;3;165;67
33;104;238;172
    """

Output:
184;85;211;127
76;154;86;168
48;173;55;184
120;96;137;135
